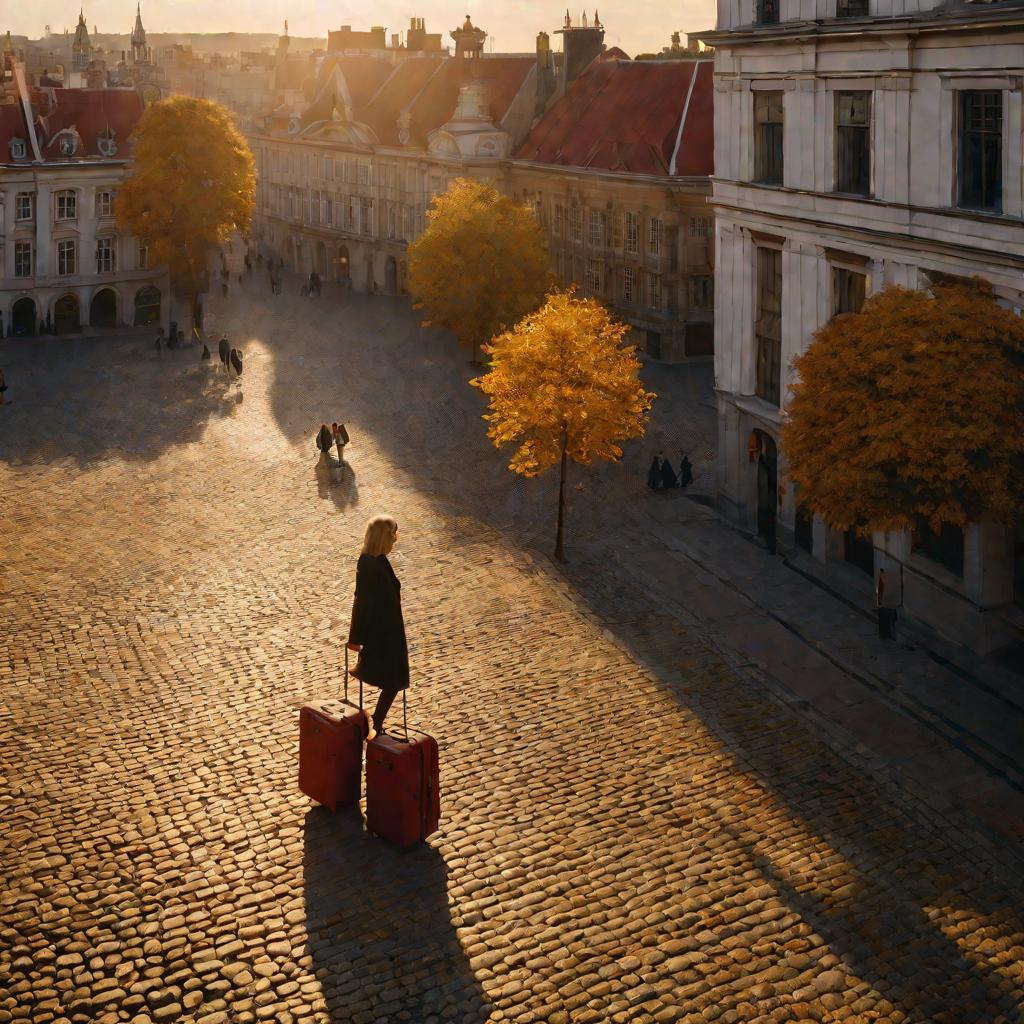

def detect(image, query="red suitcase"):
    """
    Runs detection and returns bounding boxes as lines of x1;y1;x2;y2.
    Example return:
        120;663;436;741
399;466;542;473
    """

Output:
365;695;440;847
299;650;369;812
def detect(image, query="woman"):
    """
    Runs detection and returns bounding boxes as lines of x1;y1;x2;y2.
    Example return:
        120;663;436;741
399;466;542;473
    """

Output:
347;515;409;739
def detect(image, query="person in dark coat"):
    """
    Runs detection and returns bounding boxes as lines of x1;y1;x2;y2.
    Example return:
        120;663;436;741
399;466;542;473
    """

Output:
316;423;333;457
218;335;231;372
347;515;409;738
679;454;694;489
230;348;243;379
647;456;662;490
154;328;163;354
660;454;678;489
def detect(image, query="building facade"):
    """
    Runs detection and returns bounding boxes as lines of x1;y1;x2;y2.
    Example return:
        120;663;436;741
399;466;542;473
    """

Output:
508;56;715;360
699;0;1024;650
0;53;168;337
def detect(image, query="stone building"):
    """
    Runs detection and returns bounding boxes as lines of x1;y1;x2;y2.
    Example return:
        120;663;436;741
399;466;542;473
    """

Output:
508;52;715;360
0;53;168;337
247;16;542;293
698;0;1024;650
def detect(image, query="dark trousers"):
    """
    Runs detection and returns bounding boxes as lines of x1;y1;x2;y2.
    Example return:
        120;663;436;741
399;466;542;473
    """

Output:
878;607;896;639
373;688;399;732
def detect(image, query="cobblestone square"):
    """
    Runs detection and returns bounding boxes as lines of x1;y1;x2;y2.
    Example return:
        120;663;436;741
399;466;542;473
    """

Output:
1;275;1022;1024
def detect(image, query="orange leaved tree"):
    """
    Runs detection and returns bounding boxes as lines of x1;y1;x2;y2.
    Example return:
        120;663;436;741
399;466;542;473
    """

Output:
118;96;255;327
783;280;1024;534
407;178;552;362
472;290;656;561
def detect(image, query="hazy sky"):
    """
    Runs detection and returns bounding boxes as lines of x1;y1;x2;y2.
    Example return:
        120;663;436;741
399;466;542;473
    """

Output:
7;0;717;57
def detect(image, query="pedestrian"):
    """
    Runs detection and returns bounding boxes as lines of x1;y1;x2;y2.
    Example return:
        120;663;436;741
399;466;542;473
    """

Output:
660;454;679;489
876;567;896;639
154;327;164;354
230;348;243;379
679;453;694;489
221;281;229;298
647;455;661;490
0;368;7;405
346;515;409;740
201;342;211;361
316;423;334;459
218;334;230;372
333;421;350;463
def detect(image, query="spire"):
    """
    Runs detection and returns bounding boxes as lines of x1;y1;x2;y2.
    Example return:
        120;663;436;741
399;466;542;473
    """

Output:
132;2;146;47
3;30;13;53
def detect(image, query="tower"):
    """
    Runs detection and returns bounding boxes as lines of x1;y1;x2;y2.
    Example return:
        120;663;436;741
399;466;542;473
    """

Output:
131;3;149;64
555;10;604;90
277;19;290;58
71;9;92;71
451;14;486;59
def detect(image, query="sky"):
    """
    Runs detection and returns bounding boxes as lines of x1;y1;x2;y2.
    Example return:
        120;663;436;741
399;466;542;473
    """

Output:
5;0;718;57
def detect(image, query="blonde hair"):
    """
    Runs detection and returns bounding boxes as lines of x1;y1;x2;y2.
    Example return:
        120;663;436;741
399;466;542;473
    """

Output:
362;515;398;556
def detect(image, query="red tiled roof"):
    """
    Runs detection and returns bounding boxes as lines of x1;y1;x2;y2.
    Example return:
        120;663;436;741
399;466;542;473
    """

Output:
0;103;28;160
363;55;534;146
515;59;713;177
316;54;395;108
35;87;144;159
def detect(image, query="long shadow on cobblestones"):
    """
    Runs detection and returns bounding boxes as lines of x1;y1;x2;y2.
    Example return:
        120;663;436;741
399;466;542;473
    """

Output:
0;335;236;468
303;807;492;1022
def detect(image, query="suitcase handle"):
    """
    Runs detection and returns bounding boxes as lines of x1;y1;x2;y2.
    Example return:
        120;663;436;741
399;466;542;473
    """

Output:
344;644;363;711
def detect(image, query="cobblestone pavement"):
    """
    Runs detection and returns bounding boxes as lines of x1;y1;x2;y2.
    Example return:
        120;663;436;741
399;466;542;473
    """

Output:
1;271;1023;1024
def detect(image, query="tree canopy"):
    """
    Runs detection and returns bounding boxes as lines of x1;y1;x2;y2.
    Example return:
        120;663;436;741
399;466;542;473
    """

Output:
117;96;255;316
407;178;552;361
783;280;1024;533
472;290;656;559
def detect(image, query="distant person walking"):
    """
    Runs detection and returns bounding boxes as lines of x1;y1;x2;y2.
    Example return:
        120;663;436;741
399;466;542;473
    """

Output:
230;348;243;380
333;422;350;464
154;327;164;355
347;515;409;740
660;453;678;489
647;455;662;490
218;334;231;373
679;453;694;489
316;423;334;460
876;568;896;639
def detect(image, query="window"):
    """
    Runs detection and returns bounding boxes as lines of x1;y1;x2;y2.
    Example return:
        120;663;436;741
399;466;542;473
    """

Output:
96;237;116;273
755;247;782;405
586;259;602;294
554;250;564;279
387;204;397;239
57;239;77;276
689;216;710;238
96;190;115;217
138;242;149;269
958;91;1002;212
835;92;871;196
15;193;33;221
836;0;868;15
569;205;583;243
402;205;412;240
588;208;604;247
648;274;662;310
754;92;784;185
357;163;370;186
623;266;637;303
624;211;639;255
833;267;866;315
690;275;713;308
648;217;663;256
14;241;32;278
757;0;779;24
553;204;564;236
55;190;77;221
310;190;320;225
361;198;373;235
913;521;964;577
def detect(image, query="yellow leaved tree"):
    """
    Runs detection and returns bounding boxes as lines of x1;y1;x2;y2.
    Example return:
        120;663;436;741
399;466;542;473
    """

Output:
783;280;1024;534
472;290;656;561
117;96;255;327
407;178;552;362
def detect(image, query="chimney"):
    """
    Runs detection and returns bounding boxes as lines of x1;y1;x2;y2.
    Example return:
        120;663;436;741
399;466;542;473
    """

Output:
535;31;556;115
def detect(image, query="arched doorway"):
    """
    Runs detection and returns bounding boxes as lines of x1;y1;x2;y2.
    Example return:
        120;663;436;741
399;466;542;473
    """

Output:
54;293;80;335
316;241;327;278
134;286;161;326
753;429;778;554
90;288;118;328
336;245;350;283
385;256;398;294
12;297;36;336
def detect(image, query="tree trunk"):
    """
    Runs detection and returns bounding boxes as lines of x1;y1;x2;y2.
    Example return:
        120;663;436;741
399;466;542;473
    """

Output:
554;436;568;563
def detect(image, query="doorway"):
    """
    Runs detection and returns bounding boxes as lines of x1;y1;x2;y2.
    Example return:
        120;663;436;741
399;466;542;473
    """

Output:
336;246;350;282
12;297;36;336
90;288;118;328
385;256;398;294
54;294;80;334
754;430;778;554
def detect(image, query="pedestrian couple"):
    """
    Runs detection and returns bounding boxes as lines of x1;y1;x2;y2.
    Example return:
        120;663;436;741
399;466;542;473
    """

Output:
304;271;323;297
648;451;693;491
217;335;243;379
316;422;349;464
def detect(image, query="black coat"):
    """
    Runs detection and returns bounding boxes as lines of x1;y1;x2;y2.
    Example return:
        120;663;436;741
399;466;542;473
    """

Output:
348;554;409;691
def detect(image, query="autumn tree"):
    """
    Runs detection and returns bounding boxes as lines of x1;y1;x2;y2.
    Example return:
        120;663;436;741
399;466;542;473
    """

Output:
117;96;255;327
408;178;552;362
783;280;1024;535
472;290;656;561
